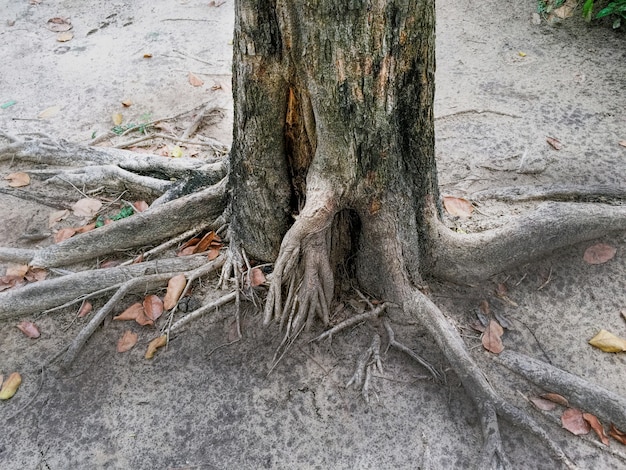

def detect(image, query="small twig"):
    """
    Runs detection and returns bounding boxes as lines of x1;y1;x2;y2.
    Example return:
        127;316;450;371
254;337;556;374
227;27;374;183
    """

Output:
114;132;227;150
168;291;236;333
172;49;215;66
206;338;241;358
312;303;388;342
537;266;553;291
435;109;521;121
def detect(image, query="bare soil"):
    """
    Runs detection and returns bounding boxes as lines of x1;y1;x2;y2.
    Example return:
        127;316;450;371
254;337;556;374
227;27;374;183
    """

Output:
1;1;625;469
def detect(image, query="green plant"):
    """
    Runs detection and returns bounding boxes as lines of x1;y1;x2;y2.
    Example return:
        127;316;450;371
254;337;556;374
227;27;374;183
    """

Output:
583;0;626;28
111;112;154;135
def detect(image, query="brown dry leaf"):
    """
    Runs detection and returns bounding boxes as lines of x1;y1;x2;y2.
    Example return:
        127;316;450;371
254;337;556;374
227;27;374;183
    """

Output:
618;140;626;148
496;283;507;296
546;136;563;150
178;245;197;257
481;319;504;354
0;276;22;292
54;227;77;243
163;274;186;310
250;267;266;287
553;0;576;19
48;209;70;227
540;392;570;407
113;302;144;321
72;198;102;217
529;396;557;411
24;267;48;282
443;196;473;217
561;408;590;435
145;335;167;359
75;222;96;234
479;300;490;316
143;294;164;322
121;99;132;107
56;31;73;42
100;260;121;269
588;329;626;353
134;311;154;326
0;372;22;400
583;413;610;446
188;72;204;87
46;17;72;32
5;172;30;188
117;330;138;353
17;321;40;339
38;105;61;119
194;231;217;253
179;237;201;251
133;200;149;212
207;247;221;261
78;301;92;318
112;113;123;126
6;264;29;278
583;243;617;265
609;424;626;445
143;53;153;58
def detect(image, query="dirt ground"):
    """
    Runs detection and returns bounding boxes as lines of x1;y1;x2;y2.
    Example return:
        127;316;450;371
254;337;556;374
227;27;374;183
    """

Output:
1;0;625;469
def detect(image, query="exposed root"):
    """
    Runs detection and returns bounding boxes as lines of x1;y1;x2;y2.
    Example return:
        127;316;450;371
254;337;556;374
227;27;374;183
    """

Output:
472;184;626;203
168;291;236;334
0;255;210;320
346;333;382;403
406;289;578;469
429;201;626;283
312;302;388;342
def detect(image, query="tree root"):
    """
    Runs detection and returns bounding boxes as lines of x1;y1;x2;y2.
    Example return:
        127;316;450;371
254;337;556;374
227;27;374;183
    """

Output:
472;184;626;203
406;289;578;469
429;202;626;283
346;333;382;403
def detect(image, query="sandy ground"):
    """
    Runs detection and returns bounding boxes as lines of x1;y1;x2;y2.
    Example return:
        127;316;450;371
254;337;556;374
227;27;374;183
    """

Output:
1;1;625;469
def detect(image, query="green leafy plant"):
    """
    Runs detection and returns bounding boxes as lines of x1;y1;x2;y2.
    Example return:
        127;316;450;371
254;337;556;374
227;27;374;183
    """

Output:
111;112;154;136
583;0;626;28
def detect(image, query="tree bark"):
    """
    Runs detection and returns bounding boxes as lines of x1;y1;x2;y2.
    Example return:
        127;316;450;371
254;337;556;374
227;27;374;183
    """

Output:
230;0;438;302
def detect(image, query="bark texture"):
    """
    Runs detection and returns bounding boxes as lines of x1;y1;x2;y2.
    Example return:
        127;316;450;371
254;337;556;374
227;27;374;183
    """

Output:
230;0;438;301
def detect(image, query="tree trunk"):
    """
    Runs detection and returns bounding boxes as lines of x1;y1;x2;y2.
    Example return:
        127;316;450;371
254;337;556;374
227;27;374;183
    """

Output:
230;0;438;304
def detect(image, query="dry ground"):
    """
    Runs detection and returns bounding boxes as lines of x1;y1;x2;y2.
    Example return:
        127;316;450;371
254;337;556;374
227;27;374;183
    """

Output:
1;0;625;469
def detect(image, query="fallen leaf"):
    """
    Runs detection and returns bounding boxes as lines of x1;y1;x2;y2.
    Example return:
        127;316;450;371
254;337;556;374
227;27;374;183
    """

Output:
540;393;570;407
112;113;123;126
207;247;221;260
100;260;121;269
443;196;473;217
561;408;590;435
479;300;490;316
46;17;72;32
482;319;504;354
48;209;70;227
5;172;30;188
518;51;527;57
609;424;626;445
121;99;132;107
178;245;197;256
0;372;22;400
75;222;96;234
619;140;626;148
54;227;77;243
496;283;508;296
17;321;40;338
24;267;47;282
143;294;164;322
553;0;576;19
38;105;61;119
250;267;266;287
143;53;153;58
171;145;183;158
72;198;102;217
583;243;616;265
583;413;610;446
133;200;149;212
194;231;217;253
134;310;154;326
546;136;562;150
78;301;92;318
145;335;167;359
163;274;186;310
6;264;29;278
56;31;73;42
529;396;557;411
113;302;144;321
188;71;204;87
589;329;626;353
117;330;138;353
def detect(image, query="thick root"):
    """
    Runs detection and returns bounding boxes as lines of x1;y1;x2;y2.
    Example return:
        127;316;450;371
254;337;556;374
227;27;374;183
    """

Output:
429;202;626;283
472;184;626;203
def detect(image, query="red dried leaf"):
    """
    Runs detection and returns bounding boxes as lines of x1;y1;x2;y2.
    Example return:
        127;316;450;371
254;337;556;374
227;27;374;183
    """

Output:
193;231;217;254
24;267;47;282
540;393;570;407
178;245;197;257
443;196;473;217
78;301;92;318
249;267;266;287
117;330;138;353
133;200;149;212
75;222;96;234
6;264;28;278
113;303;144;321
207;247;221;261
163;274;186;310
583;243;616;265
16;321;40;339
482;319;504;354
609;424;626;445
143;294;164;322
546;136;563;150
179;237;201;251
561;408;590;436
188;71;204;87
529;396;557;411
583;413;609;446
54;227;77;243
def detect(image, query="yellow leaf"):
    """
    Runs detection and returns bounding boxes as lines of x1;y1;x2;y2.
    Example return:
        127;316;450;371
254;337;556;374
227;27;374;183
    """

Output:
112;113;123;126
5;172;30;188
171;145;183;158
0;372;22;400
38;105;60;119
518;51;527;57
145;335;167;359
589;329;626;353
